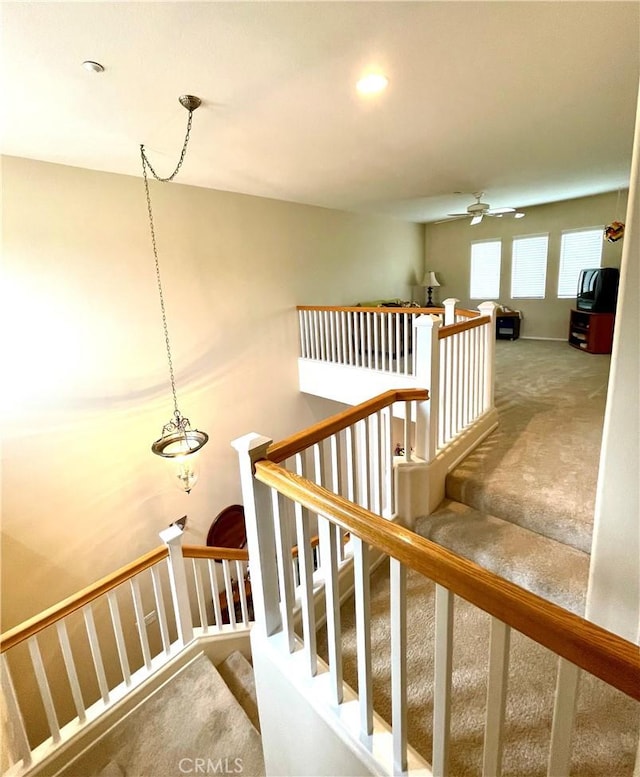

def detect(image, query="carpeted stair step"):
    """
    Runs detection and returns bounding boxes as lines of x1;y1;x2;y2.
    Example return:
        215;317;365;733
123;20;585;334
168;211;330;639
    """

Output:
62;652;265;777
217;650;260;732
443;339;610;556
416;499;590;615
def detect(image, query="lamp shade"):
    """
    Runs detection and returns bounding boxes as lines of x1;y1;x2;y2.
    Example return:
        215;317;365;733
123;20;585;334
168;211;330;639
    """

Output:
422;271;441;287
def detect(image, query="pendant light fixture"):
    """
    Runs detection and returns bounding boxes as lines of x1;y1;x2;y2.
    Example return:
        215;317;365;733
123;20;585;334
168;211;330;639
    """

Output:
141;95;208;493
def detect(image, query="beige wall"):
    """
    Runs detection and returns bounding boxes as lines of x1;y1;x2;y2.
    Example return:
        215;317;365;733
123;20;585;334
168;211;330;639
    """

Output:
424;191;627;339
0;155;424;630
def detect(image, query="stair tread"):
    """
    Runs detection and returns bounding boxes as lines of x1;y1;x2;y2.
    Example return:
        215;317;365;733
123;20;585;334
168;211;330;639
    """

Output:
416;499;589;615
62;652;265;777
217;650;260;733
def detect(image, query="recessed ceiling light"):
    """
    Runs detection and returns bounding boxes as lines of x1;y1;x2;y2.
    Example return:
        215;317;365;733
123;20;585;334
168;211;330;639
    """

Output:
356;73;389;95
82;61;105;73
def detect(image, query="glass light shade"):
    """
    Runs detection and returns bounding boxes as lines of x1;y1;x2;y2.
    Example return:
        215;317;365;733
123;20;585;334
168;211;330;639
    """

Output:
172;451;201;493
152;425;208;494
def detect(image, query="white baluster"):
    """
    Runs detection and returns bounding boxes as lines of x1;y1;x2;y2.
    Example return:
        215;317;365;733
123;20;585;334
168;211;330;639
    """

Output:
347;310;354;366
478;302;497;411
390;558;408;773
341;310;348;365
403;313;410;376
376;410;384;514
442;297;459;326
312;310;320;360
433;584;454;777
298;309;306;358
445;338;454;444
359;418;371;508
1;653;32;768
159;524;194;646
373;312;379;371
192;558;209;631
382;406;395;517
404;400;411;462
235;560;250;625
107;591;131;686
483;618;511;777
27;636;61;743
353;537;373;735
381;311;388;371
207;559;224;628
387;312;394;373
345;423;357;503
438;339;446;451
56;620;87;723
130;576;152;668
366;312;373;369
462;329;470;428
272;488;296;651
395;313;401;374
294;452;318;676
414;314;442;460
547;658;581;777
83;604;110;704
369;414;381;515
151;564;171;654
319;514;343;705
222;559;237;628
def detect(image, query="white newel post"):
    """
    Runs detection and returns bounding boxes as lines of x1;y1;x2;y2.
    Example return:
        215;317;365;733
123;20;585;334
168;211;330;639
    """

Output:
442;298;459;326
232;433;282;638
414;314;442;461
159;524;194;646
478;301;498;412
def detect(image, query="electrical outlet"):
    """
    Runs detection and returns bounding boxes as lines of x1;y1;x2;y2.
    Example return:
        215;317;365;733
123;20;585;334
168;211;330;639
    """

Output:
143;611;157;627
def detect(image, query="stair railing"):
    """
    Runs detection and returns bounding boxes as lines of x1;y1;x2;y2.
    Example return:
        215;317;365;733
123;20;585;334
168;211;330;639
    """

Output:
0;538;252;777
297;302;497;463
235;404;640;777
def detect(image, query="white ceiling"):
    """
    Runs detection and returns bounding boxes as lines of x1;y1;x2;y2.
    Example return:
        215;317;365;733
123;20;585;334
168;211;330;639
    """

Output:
1;1;639;223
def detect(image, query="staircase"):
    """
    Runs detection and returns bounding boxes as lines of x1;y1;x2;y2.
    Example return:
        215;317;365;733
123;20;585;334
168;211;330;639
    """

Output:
57;651;264;777
412;339;610;617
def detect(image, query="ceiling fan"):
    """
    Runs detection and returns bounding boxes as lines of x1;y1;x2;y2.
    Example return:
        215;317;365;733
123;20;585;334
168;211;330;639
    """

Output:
440;192;525;225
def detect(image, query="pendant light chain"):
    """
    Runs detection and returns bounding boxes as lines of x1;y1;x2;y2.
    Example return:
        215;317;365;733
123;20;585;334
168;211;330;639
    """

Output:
140;108;195;423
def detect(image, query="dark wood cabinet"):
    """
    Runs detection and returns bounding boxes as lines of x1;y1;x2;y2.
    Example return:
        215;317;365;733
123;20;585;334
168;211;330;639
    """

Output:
568;309;614;354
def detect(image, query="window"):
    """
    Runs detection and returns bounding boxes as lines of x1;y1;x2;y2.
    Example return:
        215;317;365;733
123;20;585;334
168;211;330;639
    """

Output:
470;240;501;299
557;228;603;298
510;234;548;299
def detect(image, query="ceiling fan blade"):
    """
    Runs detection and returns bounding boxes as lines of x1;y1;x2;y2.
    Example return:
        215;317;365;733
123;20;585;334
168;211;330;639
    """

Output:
470;214;484;225
487;207;515;215
435;215;468;224
447;212;472;217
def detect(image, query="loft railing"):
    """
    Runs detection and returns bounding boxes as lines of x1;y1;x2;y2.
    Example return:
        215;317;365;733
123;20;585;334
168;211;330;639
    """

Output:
296;299;497;462
0;537;252;777
235;395;640;777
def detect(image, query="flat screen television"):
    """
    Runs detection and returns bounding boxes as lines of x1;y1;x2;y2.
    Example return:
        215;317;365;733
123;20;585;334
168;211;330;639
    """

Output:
576;267;619;313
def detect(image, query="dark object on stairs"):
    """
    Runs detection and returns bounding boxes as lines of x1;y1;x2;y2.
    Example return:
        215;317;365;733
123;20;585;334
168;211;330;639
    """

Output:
207;505;252;624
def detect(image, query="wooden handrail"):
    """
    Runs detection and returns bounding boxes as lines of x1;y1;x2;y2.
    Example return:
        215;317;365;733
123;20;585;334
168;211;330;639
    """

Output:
291;532;350;559
254;460;640;701
0;546;169;654
183;545;249;562
454;308;481;319
297;305;444;314
439;315;491;339
267;388;429;463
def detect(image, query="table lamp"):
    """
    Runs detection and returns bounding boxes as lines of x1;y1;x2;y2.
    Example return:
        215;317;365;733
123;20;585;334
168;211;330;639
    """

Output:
422;271;441;306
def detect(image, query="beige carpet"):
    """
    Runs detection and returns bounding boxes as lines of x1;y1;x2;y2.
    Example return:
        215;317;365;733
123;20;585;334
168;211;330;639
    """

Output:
317;560;639;777
60;653;265;777
446;340;611;553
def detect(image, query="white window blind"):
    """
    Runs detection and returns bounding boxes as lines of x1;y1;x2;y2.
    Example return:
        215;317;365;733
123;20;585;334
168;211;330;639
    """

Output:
470;240;501;299
558;228;603;298
511;234;548;298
